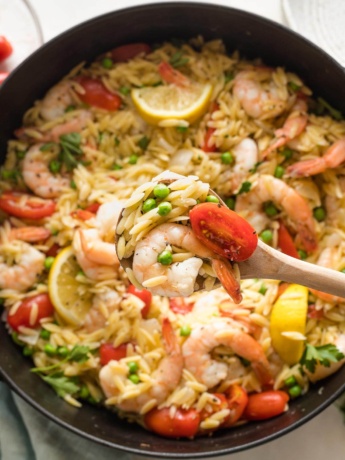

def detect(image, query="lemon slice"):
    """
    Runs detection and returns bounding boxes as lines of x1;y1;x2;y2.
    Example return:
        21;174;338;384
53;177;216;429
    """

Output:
270;284;308;365
48;246;92;326
131;82;213;125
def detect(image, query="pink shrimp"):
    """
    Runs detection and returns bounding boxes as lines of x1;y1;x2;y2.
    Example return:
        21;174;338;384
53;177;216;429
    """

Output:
182;319;272;388
99;318;183;413
9;226;51;243
262;98;308;158
287;138;345;177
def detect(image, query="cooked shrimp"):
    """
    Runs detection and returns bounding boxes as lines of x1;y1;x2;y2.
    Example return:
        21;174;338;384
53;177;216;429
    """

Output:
132;223;241;302
72;200;124;280
235;175;317;252
9;226;51;243
22;144;70;198
231;138;258;192
182;319;272;388
40;80;75;121
99;318;183;413
83;289;122;332
233;68;286;120
287;138;345;177
310;247;345;303
262;98;308;157
304;334;345;382
0;241;45;291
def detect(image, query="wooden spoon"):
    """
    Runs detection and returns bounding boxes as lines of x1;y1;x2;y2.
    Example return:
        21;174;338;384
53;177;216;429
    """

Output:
116;172;345;299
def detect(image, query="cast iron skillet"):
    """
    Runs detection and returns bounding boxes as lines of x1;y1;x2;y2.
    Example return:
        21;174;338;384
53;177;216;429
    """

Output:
0;3;344;458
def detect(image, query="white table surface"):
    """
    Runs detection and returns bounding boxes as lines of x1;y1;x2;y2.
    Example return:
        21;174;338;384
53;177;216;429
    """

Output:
21;0;345;458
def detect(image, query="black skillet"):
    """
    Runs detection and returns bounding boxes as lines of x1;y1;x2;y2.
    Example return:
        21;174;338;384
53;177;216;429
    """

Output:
0;3;344;458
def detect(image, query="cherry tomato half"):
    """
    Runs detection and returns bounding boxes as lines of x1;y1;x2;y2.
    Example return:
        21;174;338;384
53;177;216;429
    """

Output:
7;293;54;332
75;76;122;111
243;390;289;421
0;36;13;62
127;285;152;318
144;407;200;438
224;384;248;426
277;221;300;259
189;203;258;262
169;297;194;315
110;43;151;62
0;192;56;219
99;343;128;366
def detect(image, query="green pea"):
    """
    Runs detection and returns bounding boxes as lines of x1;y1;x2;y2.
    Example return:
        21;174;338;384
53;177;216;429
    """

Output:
264;201;279;217
101;57;113;69
157;250;173;265
288;384;302;398
39;328;51;340
127;361;139;374
70;179;77;189
237;181;252;194
153;183;170;199
128;154;138;165
112;163;123;170
79;384;90;399
57;346;69;358
44;343;57;356
281;147;293;160
298;249;308;260
260;229;273;244
313;206;326;222
205;195;219;203
180;325;192;337
44;257;55;270
158;201;172;216
49;160;61;174
176;126;188;133
225;197;236;210
119;86;130;96
129;374;140;384
284;375;297;388
142;198;156;213
23;346;34;357
221;151;234;165
274;165;285;178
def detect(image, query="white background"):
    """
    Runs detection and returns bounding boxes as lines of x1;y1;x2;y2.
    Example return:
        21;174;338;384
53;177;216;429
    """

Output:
22;1;345;459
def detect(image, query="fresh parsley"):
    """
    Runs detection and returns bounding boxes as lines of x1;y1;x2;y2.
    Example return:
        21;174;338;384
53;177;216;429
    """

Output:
300;343;345;373
41;373;80;398
59;132;83;171
169;50;189;68
31;345;90;373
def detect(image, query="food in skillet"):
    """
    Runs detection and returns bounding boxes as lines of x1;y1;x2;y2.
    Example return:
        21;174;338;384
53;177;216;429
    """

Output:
0;37;345;438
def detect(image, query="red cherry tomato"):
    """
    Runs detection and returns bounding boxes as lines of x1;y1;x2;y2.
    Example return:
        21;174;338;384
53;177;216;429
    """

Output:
0;36;13;62
224;384;248;426
7;293;54;332
169;297;194;315
75;76;122;111
85;203;101;214
127;285;152;318
243;390;289;421
0;72;9;85
99;343;128;366
158;62;189;87
307;304;324;319
189;203;258;262
277;221;300;259
144;407;200;438
0;192;56;219
110;43;151;62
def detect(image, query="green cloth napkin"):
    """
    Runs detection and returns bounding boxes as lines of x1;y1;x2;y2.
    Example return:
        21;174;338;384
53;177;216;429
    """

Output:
0;382;134;460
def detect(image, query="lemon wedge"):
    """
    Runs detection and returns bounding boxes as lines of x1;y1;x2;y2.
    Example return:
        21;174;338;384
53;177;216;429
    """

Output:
48;246;92;327
270;284;308;365
131;82;213;125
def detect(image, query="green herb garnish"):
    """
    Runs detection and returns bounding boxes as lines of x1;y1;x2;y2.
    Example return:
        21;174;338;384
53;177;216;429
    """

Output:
300;343;345;373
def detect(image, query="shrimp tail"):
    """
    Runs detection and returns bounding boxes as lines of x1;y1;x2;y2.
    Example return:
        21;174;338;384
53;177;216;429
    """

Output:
212;258;242;304
296;223;318;252
162;318;179;355
287;157;327;177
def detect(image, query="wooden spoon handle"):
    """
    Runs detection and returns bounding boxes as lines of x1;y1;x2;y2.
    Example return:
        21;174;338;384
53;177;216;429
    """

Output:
238;240;345;298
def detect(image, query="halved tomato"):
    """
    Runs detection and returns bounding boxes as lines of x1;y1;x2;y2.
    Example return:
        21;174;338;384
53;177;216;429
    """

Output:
0;192;56;219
